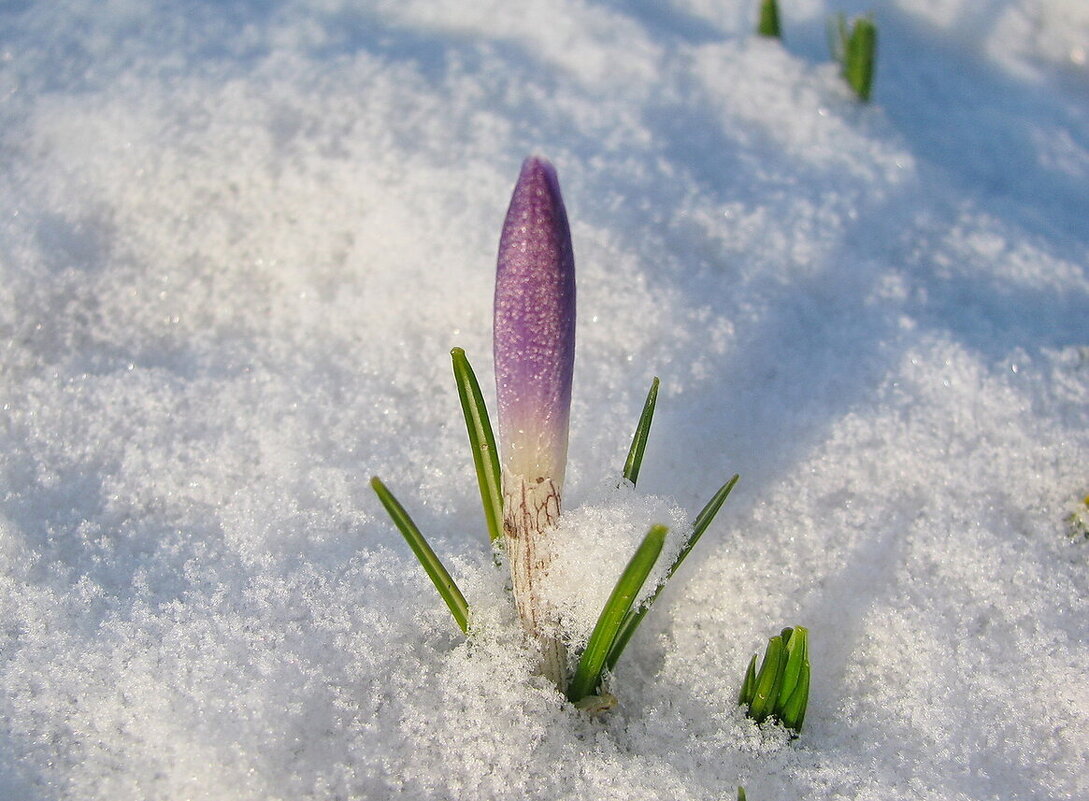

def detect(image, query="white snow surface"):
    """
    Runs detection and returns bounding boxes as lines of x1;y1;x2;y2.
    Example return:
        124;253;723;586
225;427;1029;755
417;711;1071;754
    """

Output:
2;1;1088;799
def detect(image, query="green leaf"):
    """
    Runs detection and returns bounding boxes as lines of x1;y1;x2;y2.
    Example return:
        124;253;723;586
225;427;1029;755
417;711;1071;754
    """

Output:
370;476;470;634
777;626;807;706
779;659;810;732
737;788;747;801
568;525;668;703
688;474;740;558
604;474;740;671
757;0;781;38
747;634;786;723
777;626;810;732
845;16;877;102
738;652;758;706
833;14;877;102
623;377;659;486
451;347;504;546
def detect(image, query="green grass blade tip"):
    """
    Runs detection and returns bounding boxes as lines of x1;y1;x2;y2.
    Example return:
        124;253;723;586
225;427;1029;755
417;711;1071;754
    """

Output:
844;16;876;102
623;376;659;486
777;626;806;704
738;652;758;705
370;476;470;633
747;634;786;723
685;474;740;569
451;348;504;545
757;0;781;38
779;662;810;732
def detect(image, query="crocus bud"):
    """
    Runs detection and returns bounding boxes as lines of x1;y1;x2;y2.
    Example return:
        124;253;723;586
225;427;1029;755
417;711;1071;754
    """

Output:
494;156;576;687
494;156;576;489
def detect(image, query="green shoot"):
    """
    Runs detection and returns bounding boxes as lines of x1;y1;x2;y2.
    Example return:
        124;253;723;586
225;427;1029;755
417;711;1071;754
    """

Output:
739;625;810;733
605;475;740;671
779;653;810;731
738;788;747;801
623;377;659;486
747;633;786;722
832;14;877;102
573;691;617;715
451;347;504;546
739;653;758;705
370;476;470;634
568;525;668;703
757;0;781;38
687;474;741;560
1066;493;1089;540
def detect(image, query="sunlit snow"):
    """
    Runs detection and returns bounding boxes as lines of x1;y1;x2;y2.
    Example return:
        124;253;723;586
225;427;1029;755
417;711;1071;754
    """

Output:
1;1;1088;799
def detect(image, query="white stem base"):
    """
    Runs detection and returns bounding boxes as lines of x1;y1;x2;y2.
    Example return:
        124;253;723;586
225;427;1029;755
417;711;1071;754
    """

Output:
503;474;567;690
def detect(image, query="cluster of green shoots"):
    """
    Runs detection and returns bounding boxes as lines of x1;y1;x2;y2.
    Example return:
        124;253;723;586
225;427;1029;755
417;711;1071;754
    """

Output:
372;363;738;708
739;626;811;733
757;0;878;103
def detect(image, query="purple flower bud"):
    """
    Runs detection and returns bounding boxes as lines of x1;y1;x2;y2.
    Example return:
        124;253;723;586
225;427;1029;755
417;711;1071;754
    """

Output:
494;156;576;490
493;156;576;688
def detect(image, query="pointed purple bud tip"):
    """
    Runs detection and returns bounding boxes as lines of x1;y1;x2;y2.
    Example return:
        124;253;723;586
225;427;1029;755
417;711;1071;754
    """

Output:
494;156;576;490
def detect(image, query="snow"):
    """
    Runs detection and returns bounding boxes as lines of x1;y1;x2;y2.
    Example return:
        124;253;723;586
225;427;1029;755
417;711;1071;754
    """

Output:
1;1;1088;799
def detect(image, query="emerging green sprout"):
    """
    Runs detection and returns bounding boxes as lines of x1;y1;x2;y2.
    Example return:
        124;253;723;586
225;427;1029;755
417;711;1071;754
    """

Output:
739;625;810;733
370;476;470;633
757;0;781;39
832;13;877;102
567;524;668;703
371;157;739;707
451;347;503;548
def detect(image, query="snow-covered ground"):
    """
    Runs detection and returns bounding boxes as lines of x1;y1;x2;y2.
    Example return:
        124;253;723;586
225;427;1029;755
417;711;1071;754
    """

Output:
2;1;1088;799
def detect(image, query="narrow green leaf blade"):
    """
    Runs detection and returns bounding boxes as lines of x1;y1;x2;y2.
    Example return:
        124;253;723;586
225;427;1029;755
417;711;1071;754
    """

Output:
370;476;470;633
779;659;810;733
738;653;758;706
747;635;785;723
737;788;747;801
685;474;740;569
757;0;781;38
451;347;504;545
602;607;640;673
777;625;807;706
568;525;668;703
604;474;740;671
623;377;659;486
845;16;877;102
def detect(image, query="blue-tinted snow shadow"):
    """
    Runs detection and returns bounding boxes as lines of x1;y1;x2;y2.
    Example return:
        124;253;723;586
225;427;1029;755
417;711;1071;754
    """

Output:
780;2;1089;249
864;8;1089;358
550;6;1089;773
595;0;730;47
0;759;35;801
578;0;1089;513
4;0;1082;605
